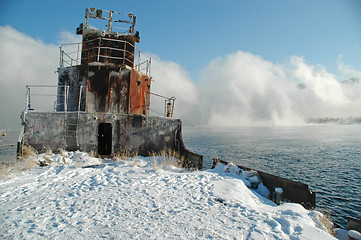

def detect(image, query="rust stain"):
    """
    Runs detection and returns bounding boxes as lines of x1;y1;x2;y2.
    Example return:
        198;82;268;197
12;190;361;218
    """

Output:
86;66;150;115
129;68;150;115
59;12;150;116
81;33;136;67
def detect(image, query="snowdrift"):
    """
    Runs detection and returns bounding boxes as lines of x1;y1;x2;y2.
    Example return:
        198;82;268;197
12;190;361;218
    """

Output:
0;151;335;239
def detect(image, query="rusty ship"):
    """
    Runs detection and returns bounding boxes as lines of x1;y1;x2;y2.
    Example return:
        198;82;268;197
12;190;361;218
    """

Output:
18;8;202;170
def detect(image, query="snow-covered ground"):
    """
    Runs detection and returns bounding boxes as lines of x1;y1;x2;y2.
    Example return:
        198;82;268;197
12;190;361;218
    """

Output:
0;151;338;239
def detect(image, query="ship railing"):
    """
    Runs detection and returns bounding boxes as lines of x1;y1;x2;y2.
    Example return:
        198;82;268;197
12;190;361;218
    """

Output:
145;92;176;118
59;37;151;76
24;85;85;114
23;86;174;118
84;8;136;35
59;43;82;68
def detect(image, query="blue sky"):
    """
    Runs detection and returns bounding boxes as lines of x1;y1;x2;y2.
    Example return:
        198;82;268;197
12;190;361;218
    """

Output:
1;0;360;81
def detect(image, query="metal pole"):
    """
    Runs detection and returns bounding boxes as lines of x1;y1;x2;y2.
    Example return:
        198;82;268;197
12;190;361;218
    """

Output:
59;47;63;69
78;86;83;113
97;38;101;62
63;86;66;112
85;8;89;28
65;86;69;113
164;100;167;117
138;50;140;71
76;43;80;64
123;41;126;65
76;85;83;147
171;98;175;118
25;86;30;111
107;11;113;32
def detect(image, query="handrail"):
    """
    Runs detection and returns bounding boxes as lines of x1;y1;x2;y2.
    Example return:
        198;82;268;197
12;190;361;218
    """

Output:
84;8;136;34
145;92;176;118
25;85;58;112
59;37;151;76
24;85;85;113
24;86;175;118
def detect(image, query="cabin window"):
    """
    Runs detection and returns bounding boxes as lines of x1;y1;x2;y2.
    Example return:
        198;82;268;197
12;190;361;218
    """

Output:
98;123;112;155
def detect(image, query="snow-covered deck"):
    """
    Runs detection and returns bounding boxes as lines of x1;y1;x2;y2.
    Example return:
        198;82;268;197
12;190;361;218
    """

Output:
0;152;335;239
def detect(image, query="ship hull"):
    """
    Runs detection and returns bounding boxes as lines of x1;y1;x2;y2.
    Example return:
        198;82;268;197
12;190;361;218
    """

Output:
19;111;202;170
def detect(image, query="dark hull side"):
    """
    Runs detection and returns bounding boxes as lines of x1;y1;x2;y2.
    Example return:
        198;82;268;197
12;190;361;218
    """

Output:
212;159;315;209
19;111;202;170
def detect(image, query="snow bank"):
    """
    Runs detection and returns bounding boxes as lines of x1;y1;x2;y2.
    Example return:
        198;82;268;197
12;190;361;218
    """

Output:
0;152;336;239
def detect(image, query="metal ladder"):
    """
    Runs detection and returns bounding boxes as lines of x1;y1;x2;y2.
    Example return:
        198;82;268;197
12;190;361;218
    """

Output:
65;112;79;151
64;85;83;151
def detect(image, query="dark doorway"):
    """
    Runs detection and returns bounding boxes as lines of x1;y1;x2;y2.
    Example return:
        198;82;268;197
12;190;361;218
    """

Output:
98;123;112;155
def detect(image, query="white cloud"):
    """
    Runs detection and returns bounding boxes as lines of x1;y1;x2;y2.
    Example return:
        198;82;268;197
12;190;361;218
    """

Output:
149;56;199;124
1;26;360;129
0;26;59;129
197;51;304;126
337;55;361;79
290;56;350;105
57;31;82;45
195;51;361;127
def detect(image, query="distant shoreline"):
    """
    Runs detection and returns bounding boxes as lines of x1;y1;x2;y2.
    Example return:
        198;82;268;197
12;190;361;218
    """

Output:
307;117;361;124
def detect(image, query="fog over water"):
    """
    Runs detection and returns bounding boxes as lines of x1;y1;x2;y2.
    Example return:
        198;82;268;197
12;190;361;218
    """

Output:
1;25;361;129
152;52;361;127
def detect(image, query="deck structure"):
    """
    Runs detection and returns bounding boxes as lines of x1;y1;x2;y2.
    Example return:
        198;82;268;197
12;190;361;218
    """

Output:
19;8;202;170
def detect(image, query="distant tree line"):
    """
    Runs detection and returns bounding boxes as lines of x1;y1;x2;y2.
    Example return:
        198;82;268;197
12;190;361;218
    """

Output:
307;117;361;124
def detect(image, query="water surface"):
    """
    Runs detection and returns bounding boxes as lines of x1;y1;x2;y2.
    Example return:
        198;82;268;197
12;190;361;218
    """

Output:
183;125;361;228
